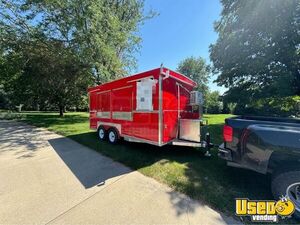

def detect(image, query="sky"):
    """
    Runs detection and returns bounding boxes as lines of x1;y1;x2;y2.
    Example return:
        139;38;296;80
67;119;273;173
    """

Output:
135;0;226;93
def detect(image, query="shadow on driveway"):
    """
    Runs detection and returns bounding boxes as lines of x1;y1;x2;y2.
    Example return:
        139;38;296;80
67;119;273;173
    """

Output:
48;137;131;189
64;130;272;217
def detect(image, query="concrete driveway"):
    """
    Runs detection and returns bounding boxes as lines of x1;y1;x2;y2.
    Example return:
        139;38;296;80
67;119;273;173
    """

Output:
0;120;239;225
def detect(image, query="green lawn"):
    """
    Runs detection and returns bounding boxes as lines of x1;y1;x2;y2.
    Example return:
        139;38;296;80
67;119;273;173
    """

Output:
2;112;273;216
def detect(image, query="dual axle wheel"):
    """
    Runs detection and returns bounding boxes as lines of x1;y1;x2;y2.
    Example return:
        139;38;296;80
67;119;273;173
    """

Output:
98;126;119;144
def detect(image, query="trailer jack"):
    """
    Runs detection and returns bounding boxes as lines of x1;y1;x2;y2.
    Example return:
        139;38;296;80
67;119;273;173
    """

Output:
204;132;213;157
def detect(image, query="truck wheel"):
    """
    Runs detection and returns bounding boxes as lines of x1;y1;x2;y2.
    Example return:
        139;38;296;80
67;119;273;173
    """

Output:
272;171;300;219
108;128;119;144
98;126;106;141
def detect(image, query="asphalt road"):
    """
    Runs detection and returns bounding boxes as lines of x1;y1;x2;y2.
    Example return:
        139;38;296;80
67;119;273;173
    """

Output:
0;120;239;224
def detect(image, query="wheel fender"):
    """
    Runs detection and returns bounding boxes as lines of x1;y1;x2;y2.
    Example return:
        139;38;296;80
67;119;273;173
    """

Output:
97;122;122;136
269;152;300;175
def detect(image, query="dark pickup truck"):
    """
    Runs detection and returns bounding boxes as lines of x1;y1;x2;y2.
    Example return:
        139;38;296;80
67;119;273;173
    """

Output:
218;116;300;217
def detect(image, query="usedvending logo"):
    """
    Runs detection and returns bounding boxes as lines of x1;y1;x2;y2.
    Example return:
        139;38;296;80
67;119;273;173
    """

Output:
235;196;295;222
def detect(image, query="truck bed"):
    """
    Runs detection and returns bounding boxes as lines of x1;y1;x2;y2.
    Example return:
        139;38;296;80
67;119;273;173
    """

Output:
219;115;300;174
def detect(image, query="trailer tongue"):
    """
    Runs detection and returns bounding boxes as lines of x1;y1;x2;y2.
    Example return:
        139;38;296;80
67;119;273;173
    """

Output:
88;66;212;154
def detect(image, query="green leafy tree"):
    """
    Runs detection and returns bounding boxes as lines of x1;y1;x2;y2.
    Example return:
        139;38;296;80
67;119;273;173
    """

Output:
205;91;223;114
0;85;10;109
177;56;211;96
0;0;153;115
210;0;300;115
20;0;153;83
22;41;92;116
0;37;92;115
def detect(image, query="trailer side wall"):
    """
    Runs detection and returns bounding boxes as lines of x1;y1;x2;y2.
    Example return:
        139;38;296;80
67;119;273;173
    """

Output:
89;69;160;143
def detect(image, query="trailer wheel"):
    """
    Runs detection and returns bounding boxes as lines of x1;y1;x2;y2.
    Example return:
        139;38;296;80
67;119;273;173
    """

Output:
98;126;106;141
108;128;119;144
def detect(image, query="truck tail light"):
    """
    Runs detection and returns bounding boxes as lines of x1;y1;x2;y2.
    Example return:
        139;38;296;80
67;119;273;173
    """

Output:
223;125;233;142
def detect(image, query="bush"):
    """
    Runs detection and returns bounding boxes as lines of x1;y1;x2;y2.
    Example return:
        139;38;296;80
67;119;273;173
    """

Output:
0;111;25;120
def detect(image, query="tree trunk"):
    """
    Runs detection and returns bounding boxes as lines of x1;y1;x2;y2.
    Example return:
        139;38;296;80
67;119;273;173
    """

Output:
59;106;64;117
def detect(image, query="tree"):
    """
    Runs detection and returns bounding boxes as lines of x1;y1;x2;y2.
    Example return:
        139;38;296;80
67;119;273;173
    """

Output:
23;40;92;116
205;91;223;114
0;37;92;115
0;0;153;115
177;56;211;96
210;0;300;114
0;85;10;109
21;0;153;83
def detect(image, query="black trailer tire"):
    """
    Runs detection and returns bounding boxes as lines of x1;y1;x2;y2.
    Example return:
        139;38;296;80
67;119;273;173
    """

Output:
107;128;119;144
272;171;300;219
98;126;106;141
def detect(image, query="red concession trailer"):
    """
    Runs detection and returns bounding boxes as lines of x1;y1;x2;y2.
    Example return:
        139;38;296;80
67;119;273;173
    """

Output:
88;66;212;151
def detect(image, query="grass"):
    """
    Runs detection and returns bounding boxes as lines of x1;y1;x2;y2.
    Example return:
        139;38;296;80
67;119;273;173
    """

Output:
1;112;273;218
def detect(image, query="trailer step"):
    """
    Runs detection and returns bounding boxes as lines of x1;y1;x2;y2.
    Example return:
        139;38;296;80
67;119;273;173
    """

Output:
170;139;206;148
